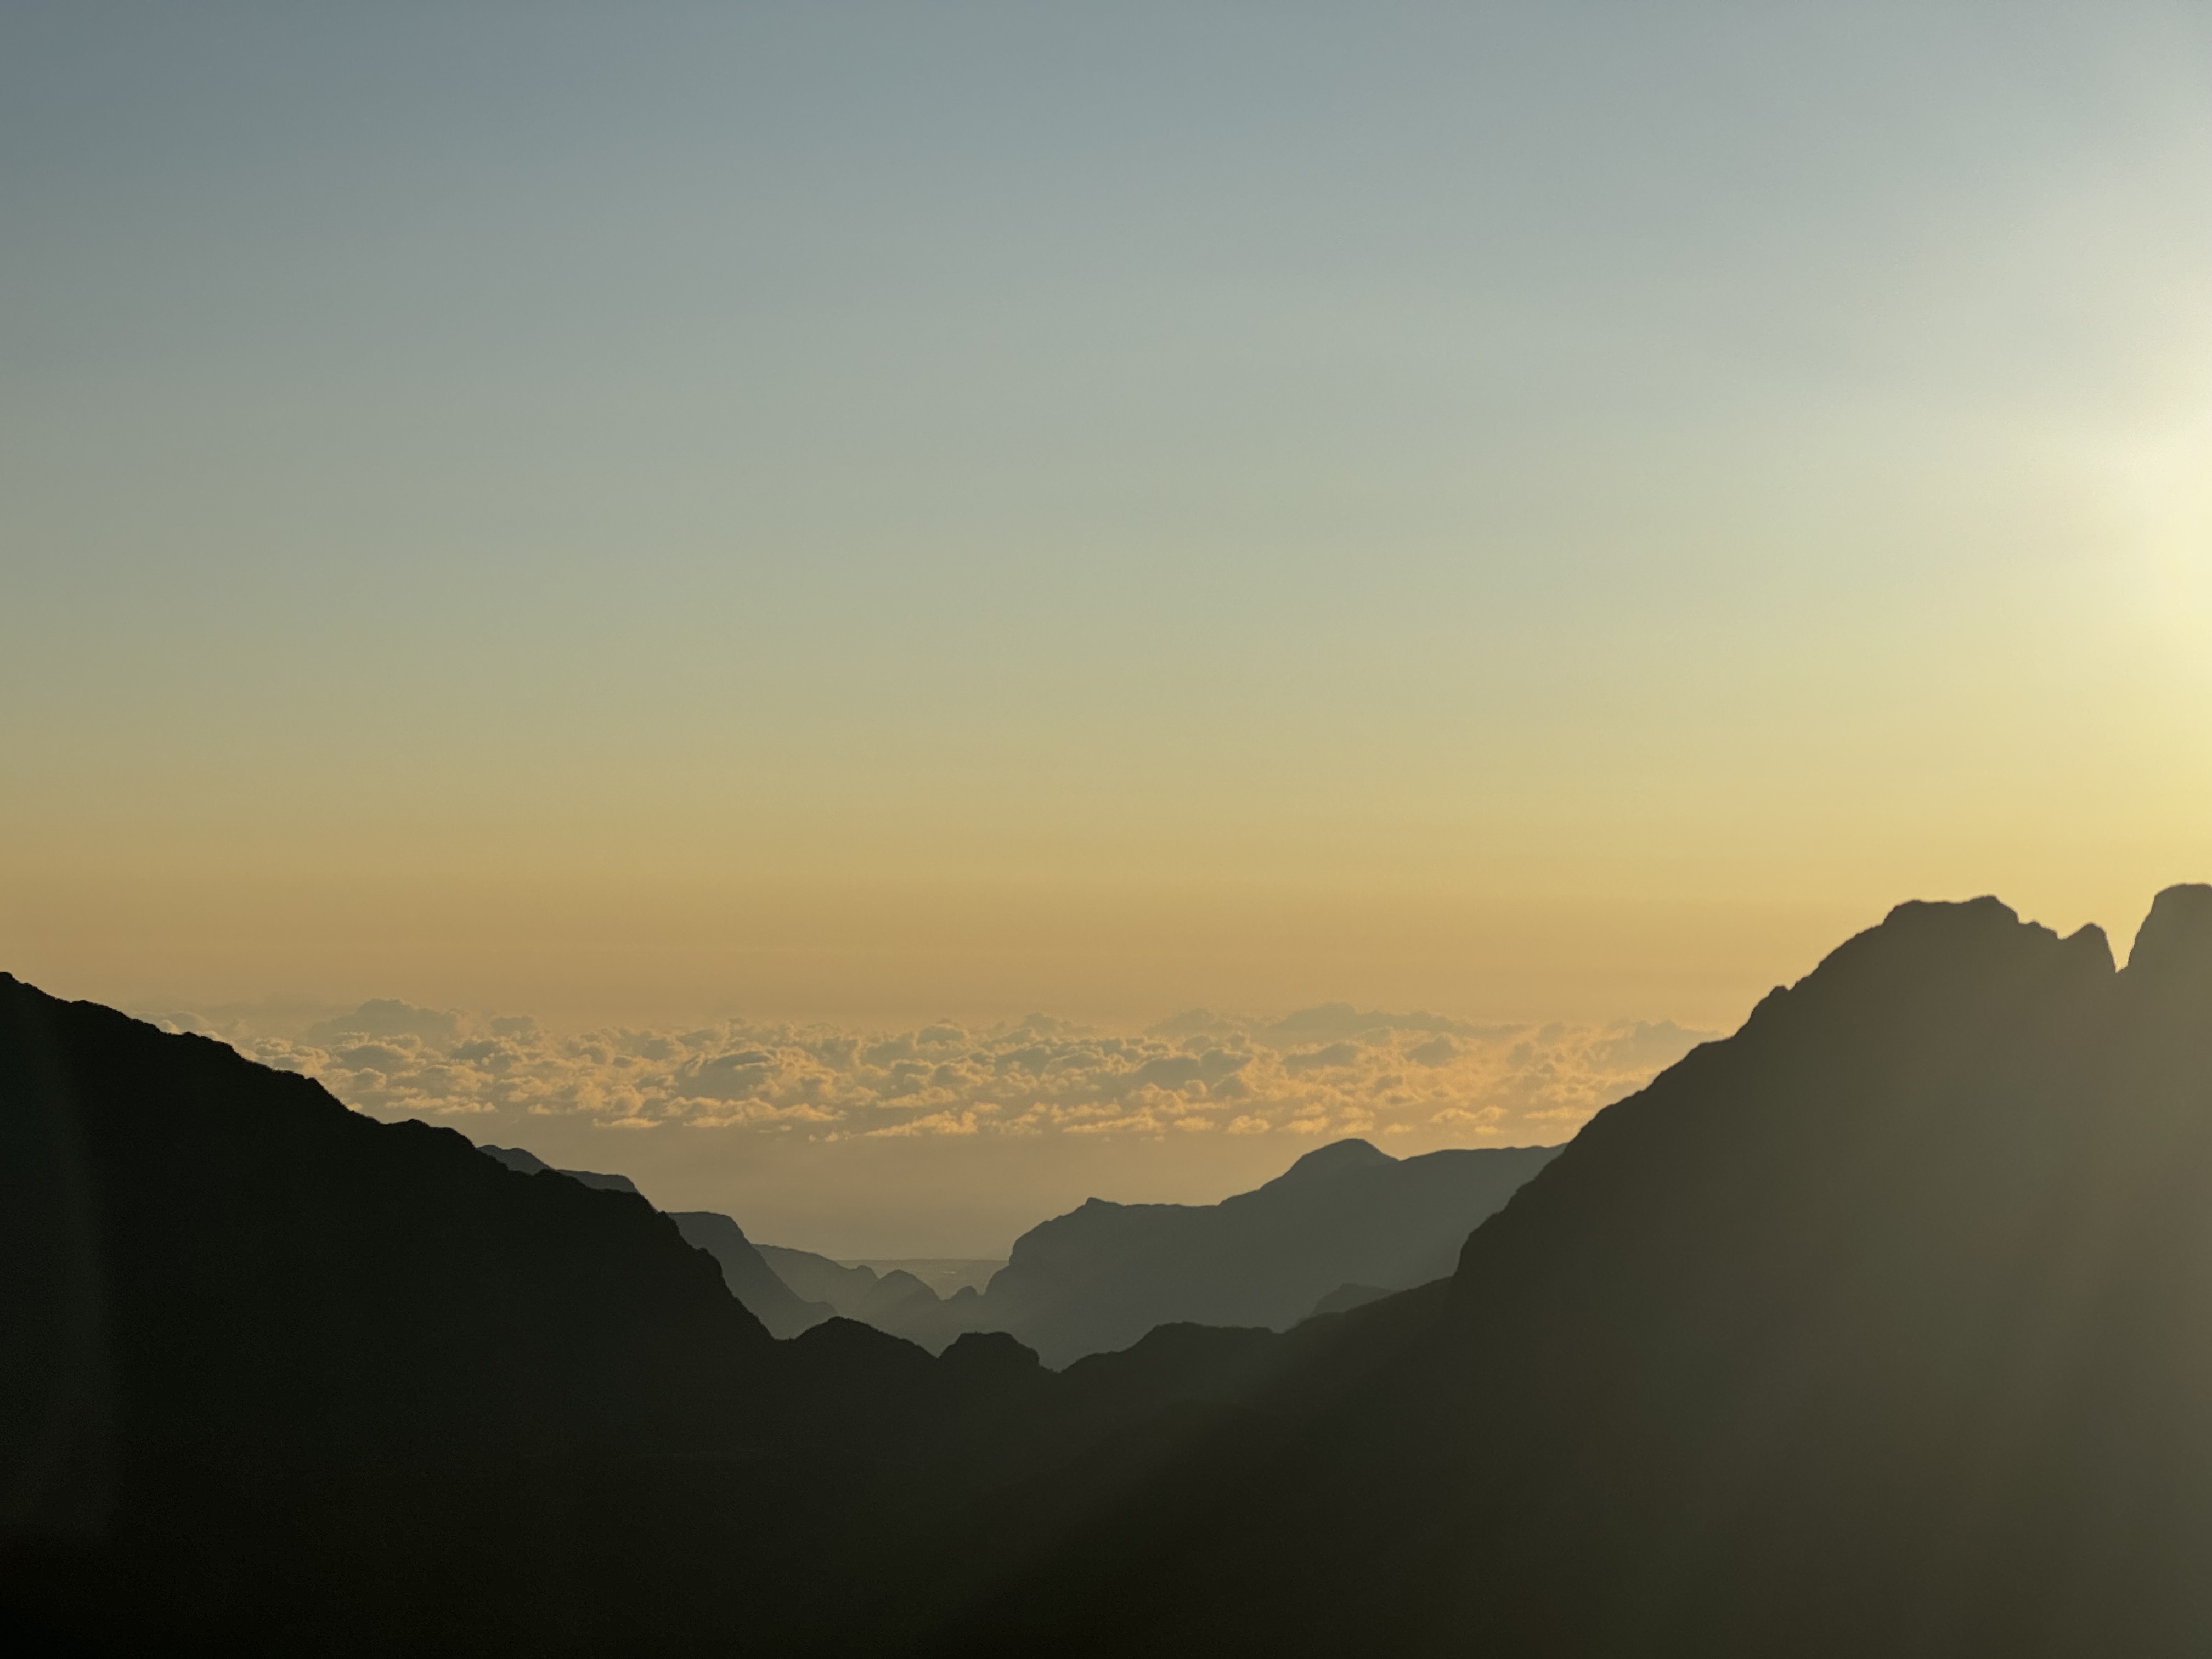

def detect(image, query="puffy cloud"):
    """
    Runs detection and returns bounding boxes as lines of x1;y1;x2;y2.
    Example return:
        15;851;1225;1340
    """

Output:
869;1107;988;1137
305;998;459;1046
1254;1003;1472;1043
1406;1036;1458;1067
1282;1042;1363;1074
148;997;1712;1151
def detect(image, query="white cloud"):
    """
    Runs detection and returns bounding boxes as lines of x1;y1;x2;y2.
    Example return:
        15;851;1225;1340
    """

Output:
152;998;1712;1150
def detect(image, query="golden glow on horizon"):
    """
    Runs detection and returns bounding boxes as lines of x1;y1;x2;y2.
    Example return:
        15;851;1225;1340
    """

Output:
5;5;2212;1043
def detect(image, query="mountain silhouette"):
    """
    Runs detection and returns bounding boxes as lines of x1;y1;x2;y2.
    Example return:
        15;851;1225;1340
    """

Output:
0;970;836;1652
757;1243;951;1332
0;981;771;1483
644;1141;1554;1365
0;970;1437;1652
1307;1280;1391;1317
23;888;2212;1655
477;1141;642;1194
480;1131;1504;1371
472;1147;838;1339
957;1136;1558;1365
666;1209;834;1339
936;889;2212;1656
719;1139;1554;1363
844;1257;1006;1296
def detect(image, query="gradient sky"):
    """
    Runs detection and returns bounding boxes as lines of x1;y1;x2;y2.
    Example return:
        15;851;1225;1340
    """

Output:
7;6;2212;1075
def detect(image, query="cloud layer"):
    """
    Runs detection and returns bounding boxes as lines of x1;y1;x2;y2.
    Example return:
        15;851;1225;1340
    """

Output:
149;998;1711;1150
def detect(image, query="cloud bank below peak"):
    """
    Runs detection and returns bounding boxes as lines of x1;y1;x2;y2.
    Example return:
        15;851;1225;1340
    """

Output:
146;998;1713;1151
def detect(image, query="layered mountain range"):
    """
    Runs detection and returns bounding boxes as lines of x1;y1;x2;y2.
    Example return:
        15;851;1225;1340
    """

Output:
11;887;2212;1654
661;1135;1555;1361
961;1136;1555;1364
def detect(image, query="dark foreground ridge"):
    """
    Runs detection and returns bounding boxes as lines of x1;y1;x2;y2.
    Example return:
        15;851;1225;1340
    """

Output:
11;887;2212;1655
947;888;2212;1657
0;973;1428;1654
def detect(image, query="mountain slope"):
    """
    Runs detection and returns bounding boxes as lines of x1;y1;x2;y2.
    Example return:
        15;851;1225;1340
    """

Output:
758;1243;948;1329
736;1141;1555;1363
966;1137;1559;1364
942;889;2212;1657
478;1142;642;1194
0;975;771;1487
0;970;1438;1655
668;1210;834;1339
0;975;823;1652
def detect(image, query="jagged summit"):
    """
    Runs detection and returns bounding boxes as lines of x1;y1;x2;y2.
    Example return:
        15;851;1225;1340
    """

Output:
1877;891;2021;929
1728;891;2116;1047
1869;893;2120;976
2126;882;2212;984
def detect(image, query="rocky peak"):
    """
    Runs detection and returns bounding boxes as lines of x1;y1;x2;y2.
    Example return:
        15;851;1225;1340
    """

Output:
2124;883;2212;987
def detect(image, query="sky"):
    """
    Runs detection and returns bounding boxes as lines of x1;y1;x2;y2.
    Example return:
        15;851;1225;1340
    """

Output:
6;5;2212;1248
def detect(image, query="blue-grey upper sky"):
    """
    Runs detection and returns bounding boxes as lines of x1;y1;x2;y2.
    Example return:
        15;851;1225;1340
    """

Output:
7;3;2212;1033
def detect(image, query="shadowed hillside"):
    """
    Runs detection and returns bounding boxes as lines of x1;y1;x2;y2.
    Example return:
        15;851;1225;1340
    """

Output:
477;1142;642;1194
469;1149;867;1340
938;888;2212;1657
21;889;2212;1656
667;1210;834;1339
0;973;821;1651
0;972;1435;1653
0;980;772;1481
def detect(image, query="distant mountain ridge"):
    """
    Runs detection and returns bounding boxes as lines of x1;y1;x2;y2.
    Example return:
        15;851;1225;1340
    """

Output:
843;1259;1004;1296
486;1120;1559;1367
477;1142;641;1194
667;1211;834;1340
755;1244;951;1331
950;1136;1560;1365
645;1137;1559;1365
